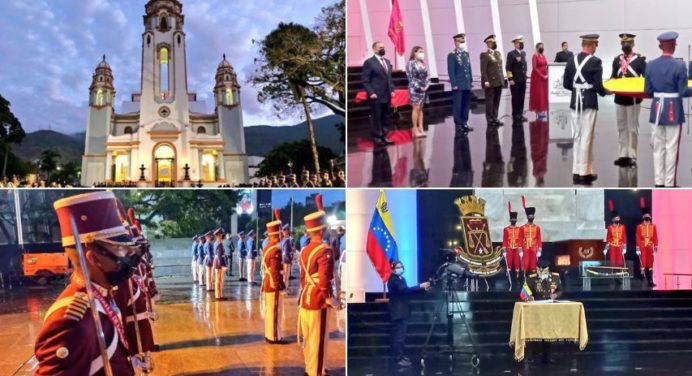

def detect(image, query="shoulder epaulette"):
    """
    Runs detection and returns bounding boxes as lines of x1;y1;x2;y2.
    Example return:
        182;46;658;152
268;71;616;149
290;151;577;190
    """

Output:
64;292;89;321
528;273;537;277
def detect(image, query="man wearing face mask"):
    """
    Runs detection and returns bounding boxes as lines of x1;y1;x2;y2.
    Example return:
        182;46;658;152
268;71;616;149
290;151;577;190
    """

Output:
636;198;658;287
506;36;529;122
611;33;647;168
447;33;473;132
480;35;505;126
524;259;562;364
519;196;542;275
563;34;610;186
362;41;396;146
604;200;627;268
502;202;523;288
387;260;431;367
34;192;141;375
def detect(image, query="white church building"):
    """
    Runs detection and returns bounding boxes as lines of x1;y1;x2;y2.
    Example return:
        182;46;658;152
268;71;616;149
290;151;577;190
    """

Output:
81;0;249;187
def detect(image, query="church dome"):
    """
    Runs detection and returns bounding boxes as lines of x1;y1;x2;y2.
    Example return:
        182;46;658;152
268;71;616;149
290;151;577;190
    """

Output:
218;54;233;69
96;55;111;70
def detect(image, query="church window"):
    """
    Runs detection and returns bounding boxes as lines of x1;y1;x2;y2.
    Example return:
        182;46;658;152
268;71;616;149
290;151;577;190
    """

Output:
95;89;104;106
147;35;151;46
99;76;103;82
160;47;169;99
177;35;181;45
160;17;169;31
124;126;133;134
197;126;206;134
225;89;233;105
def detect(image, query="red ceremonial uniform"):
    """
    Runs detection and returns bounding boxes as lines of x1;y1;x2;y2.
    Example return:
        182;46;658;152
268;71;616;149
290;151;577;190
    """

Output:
636;223;658;269
261;241;284;342
606;224;627;267
520;224;542;272
34;280;134;376
502;225;523;271
113;274;155;355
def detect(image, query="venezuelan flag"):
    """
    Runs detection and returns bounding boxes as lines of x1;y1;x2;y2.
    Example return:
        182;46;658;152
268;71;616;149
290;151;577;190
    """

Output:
366;190;399;282
520;282;533;301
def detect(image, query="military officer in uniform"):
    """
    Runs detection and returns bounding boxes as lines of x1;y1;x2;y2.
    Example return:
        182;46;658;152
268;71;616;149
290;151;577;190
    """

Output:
502;202;523;287
611;33;647;167
280;224;295;289
298;194;339;376
644;31;692;187
506;36;528;122
237;231;247;281
34;192;140;376
191;235;199;283
447;32;474;132
519;196;542;274
197;234;207;287
563;34;610;185
604;200;627;268
636;198;658;287
261;209;287;344
524;259;563;364
481;35;505;126
213;228;227;299
246;230;257;284
203;231;214;292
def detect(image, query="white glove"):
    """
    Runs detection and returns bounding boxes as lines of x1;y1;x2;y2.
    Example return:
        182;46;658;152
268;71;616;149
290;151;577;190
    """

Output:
622;248;627;255
604;245;609;256
519;249;524;257
537;249;542;258
636;247;641;257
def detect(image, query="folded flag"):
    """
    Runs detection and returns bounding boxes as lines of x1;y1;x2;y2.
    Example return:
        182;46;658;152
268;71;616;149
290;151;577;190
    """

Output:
520;282;533;301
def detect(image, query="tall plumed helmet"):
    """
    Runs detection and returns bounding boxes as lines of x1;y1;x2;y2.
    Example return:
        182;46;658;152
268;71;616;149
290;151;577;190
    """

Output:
609;199;619;218
316;193;324;211
274;208;281;221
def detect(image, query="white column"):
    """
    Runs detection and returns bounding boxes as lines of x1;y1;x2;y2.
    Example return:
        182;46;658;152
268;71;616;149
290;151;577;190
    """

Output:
387;0;406;70
489;0;504;56
420;0;438;78
528;0;542;45
359;0;374;61
453;0;466;35
105;152;112;181
217;152;226;180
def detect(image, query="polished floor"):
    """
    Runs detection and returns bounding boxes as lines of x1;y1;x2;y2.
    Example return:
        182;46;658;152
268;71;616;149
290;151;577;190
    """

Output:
347;93;692;187
0;274;346;376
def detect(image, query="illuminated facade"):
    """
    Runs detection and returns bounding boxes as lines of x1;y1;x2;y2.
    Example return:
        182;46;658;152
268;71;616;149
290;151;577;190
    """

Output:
81;0;249;186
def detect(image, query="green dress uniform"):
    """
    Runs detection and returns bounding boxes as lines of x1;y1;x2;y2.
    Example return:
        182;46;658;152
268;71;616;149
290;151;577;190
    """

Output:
526;271;562;300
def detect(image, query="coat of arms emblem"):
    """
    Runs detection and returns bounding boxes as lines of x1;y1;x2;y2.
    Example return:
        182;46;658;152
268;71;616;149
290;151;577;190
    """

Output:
454;195;503;277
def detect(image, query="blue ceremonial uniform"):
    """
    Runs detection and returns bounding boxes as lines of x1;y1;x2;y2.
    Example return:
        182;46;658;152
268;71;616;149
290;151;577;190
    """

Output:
644;55;692;125
247;237;256;259
196;240;205;265
447;48;473;126
213;239;227;268
203;240;213;267
262;237;269;250
191;241;198;262
300;234;309;249
237;237;247;258
280;236;294;264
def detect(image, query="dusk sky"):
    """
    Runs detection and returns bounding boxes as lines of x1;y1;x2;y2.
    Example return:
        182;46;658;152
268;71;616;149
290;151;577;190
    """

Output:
0;0;335;134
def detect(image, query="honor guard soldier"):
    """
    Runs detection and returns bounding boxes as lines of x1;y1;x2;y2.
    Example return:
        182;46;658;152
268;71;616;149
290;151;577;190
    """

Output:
636;198;658;287
197;234;207;287
213;228;227;299
299;194;339;376
448;32;474;132
281;224;295;289
35;192;141;376
191;235;199;283
502;202;523;287
563;34;610;185
262;209;288;344
246;230;257;284
644;31;692;187
114;208;155;374
519;196;542;274
480;34;505;126
507;35;528;122
611;33;647;167
203;231;214;291
237;231;247;281
604;200;627;268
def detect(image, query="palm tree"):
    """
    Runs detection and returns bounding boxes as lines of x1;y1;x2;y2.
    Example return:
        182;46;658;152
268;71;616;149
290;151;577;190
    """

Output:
38;149;61;182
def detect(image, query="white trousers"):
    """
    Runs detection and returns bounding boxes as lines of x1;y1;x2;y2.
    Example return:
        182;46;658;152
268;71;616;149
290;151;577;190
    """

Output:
246;259;256;283
615;104;640;158
652;124;682;187
571;109;598;175
191;261;198;282
214;268;226;299
264;291;283;341
197;264;205;286
300;308;330;376
238;256;246;280
205;266;213;291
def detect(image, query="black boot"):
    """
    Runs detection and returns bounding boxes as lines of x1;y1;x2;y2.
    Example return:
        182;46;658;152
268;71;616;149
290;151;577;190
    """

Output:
647;270;657;287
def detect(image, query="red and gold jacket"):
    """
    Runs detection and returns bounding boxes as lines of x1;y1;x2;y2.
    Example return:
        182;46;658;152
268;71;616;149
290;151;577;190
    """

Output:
636;223;658;248
520;224;542;249
299;241;334;310
606;224;627;247
113;274;155;355
261;241;284;293
502;225;523;249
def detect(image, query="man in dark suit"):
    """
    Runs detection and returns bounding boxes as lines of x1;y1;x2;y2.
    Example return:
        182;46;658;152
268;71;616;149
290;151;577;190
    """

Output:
362;41;395;146
563;34;611;185
480;35;505;126
387;260;430;367
554;41;574;63
447;33;474;132
507;35;528;122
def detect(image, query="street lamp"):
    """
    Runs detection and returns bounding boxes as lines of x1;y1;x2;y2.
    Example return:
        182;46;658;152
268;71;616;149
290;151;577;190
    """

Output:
1;122;10;179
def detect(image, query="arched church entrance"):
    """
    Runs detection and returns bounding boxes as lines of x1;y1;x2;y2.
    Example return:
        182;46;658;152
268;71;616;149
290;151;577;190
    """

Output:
153;143;176;187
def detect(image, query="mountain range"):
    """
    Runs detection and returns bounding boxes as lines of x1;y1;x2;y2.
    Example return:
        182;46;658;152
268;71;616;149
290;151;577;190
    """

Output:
11;115;344;164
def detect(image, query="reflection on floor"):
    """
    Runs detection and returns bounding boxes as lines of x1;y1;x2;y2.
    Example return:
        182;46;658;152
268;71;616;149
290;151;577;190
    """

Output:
347;93;692;187
0;275;345;376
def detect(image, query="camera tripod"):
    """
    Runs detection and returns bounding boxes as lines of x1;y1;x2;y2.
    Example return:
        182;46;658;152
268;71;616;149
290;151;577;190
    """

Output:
420;273;480;372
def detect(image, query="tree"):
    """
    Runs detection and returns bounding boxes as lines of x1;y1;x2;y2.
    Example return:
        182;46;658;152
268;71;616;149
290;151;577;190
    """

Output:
255;140;337;178
38;149;61;183
0;93;26;178
53;161;81;186
314;0;345;113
